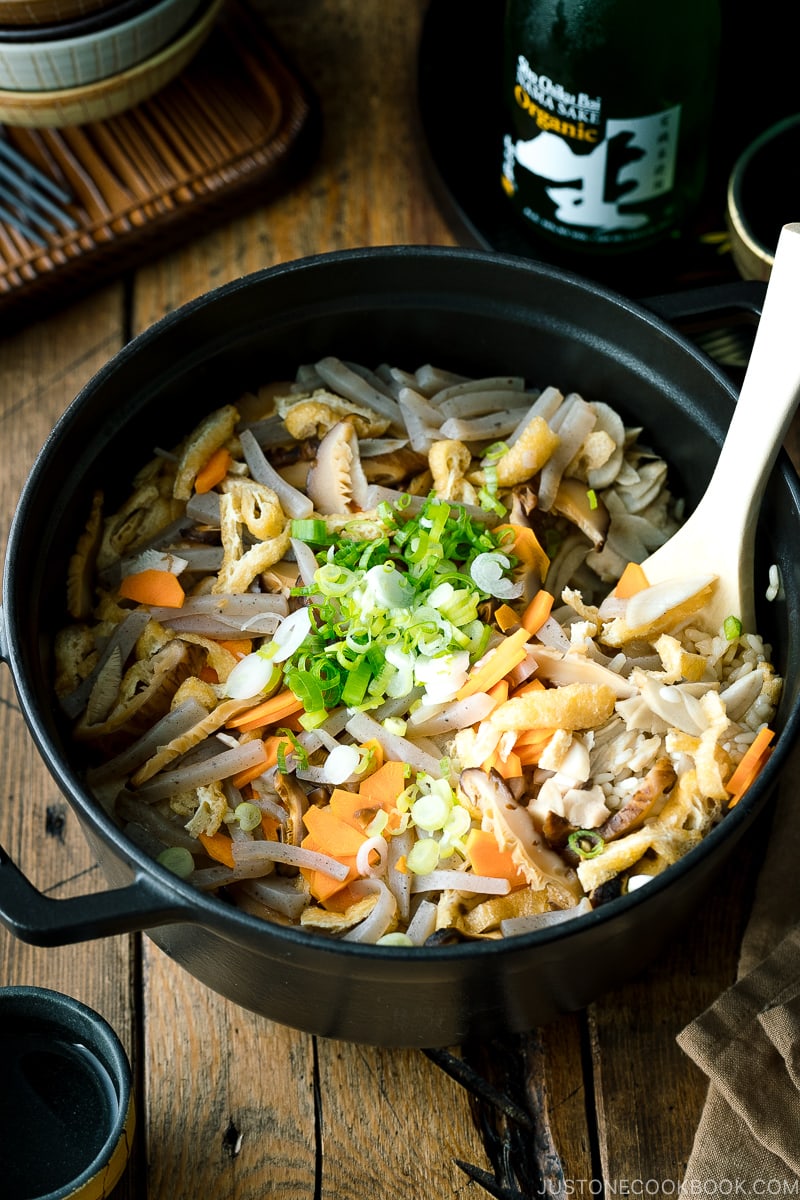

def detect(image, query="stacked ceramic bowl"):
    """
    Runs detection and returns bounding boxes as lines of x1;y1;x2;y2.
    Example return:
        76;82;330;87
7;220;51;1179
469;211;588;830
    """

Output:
0;0;223;126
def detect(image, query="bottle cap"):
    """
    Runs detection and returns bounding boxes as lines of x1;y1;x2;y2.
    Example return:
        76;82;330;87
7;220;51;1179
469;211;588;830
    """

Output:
0;986;135;1200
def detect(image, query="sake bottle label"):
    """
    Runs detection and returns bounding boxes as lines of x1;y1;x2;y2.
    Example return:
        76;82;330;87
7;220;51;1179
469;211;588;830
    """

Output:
502;53;682;246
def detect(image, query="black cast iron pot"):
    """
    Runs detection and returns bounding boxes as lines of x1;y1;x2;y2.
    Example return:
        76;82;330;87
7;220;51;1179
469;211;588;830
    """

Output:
2;246;799;1048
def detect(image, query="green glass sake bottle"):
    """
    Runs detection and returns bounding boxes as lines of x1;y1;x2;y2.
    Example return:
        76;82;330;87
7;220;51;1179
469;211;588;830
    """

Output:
501;0;721;260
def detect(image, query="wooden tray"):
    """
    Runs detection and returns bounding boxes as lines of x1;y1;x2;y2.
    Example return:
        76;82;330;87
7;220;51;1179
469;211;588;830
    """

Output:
0;0;318;326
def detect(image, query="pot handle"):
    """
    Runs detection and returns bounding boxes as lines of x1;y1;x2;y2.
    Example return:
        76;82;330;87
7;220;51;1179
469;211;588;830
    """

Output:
643;278;766;326
0;842;197;947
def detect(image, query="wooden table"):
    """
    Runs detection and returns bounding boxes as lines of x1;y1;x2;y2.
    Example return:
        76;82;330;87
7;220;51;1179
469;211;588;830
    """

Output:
0;3;793;1196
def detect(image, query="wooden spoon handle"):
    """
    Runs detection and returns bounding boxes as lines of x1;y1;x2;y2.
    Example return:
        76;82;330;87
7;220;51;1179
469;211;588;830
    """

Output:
702;221;800;526
640;222;800;632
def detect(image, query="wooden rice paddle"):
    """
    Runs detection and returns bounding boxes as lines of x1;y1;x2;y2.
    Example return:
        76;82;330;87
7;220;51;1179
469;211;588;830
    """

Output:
636;221;800;634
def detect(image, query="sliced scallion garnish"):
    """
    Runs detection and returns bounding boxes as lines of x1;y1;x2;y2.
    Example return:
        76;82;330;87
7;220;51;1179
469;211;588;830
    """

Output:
277;494;519;716
724;615;743;641
157;846;195;878
567;830;605;860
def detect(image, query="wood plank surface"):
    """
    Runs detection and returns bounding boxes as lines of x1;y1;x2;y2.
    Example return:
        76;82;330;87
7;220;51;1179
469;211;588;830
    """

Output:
128;4;492;1197
0;287;143;1195
0;2;792;1198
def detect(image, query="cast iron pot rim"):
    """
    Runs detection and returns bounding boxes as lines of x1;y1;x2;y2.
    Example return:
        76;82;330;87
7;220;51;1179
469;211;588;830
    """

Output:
5;243;798;961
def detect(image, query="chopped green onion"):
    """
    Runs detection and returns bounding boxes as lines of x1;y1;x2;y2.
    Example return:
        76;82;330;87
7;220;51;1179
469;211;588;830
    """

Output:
586;489;598;510
276;727;309;770
477;487;507;516
483;441;509;464
382;716;407;737
406;836;441;874
479;442;508;516
156;846;195;878
366;808;389;837
278;494;511;717
284;668;328;713
567;829;605;860
298;708;329;730
341;658;372;707
291;518;330;544
724;615;743;641
235;802;263;832
410;791;451;832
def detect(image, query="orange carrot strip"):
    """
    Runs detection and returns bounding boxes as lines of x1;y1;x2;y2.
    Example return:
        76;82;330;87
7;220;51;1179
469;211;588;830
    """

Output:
327;788;404;835
511;677;546;698
521;588;554;635
219;639;252;660
303;864;358;903
226;689;304;730
495;603;520;633
278;713;305;732
302;805;367;857
495;523;550;577
317;881;367;912
359;738;385;773
456;626;531;701
328;788;373;832
466;828;526;886
515;744;550;767
119;568;185;609
614;561;650;599
513;726;556;747
194;447;232;495
481;747;522;780
199;830;235;868
357;759;408;808
481;748;499;774
300;833;359;902
260;812;281;840
487;679;509;705
231;742;268;788
726;727;775;806
495;751;523;780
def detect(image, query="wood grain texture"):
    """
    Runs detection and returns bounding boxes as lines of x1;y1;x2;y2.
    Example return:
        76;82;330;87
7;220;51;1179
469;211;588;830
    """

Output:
587;834;766;1189
317;1040;489;1199
0;285;140;1195
142;942;317;1199
131;5;488;1198
130;0;455;334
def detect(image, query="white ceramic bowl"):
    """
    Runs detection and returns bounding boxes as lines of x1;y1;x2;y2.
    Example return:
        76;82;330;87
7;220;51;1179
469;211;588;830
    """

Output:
0;0;221;124
0;0;201;89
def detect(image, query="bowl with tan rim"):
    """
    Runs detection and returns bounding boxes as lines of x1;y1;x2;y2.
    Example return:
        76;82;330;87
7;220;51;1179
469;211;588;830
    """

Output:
0;0;221;125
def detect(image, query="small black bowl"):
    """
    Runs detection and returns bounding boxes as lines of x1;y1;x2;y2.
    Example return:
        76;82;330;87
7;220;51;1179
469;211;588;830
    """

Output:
0;986;134;1200
727;113;800;281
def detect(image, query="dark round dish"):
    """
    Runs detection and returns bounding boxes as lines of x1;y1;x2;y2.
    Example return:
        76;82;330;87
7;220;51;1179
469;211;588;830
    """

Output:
727;114;800;282
1;245;798;1048
0;986;134;1199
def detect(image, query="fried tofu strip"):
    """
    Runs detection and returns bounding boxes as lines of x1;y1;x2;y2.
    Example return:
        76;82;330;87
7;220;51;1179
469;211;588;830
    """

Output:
173;405;239;501
490;682;617;731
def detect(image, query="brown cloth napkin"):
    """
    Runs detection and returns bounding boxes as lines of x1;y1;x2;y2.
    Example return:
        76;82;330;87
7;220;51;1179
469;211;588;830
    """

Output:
678;740;800;1189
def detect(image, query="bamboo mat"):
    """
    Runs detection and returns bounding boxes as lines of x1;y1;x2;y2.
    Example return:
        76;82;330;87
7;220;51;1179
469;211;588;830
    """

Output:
0;0;318;324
